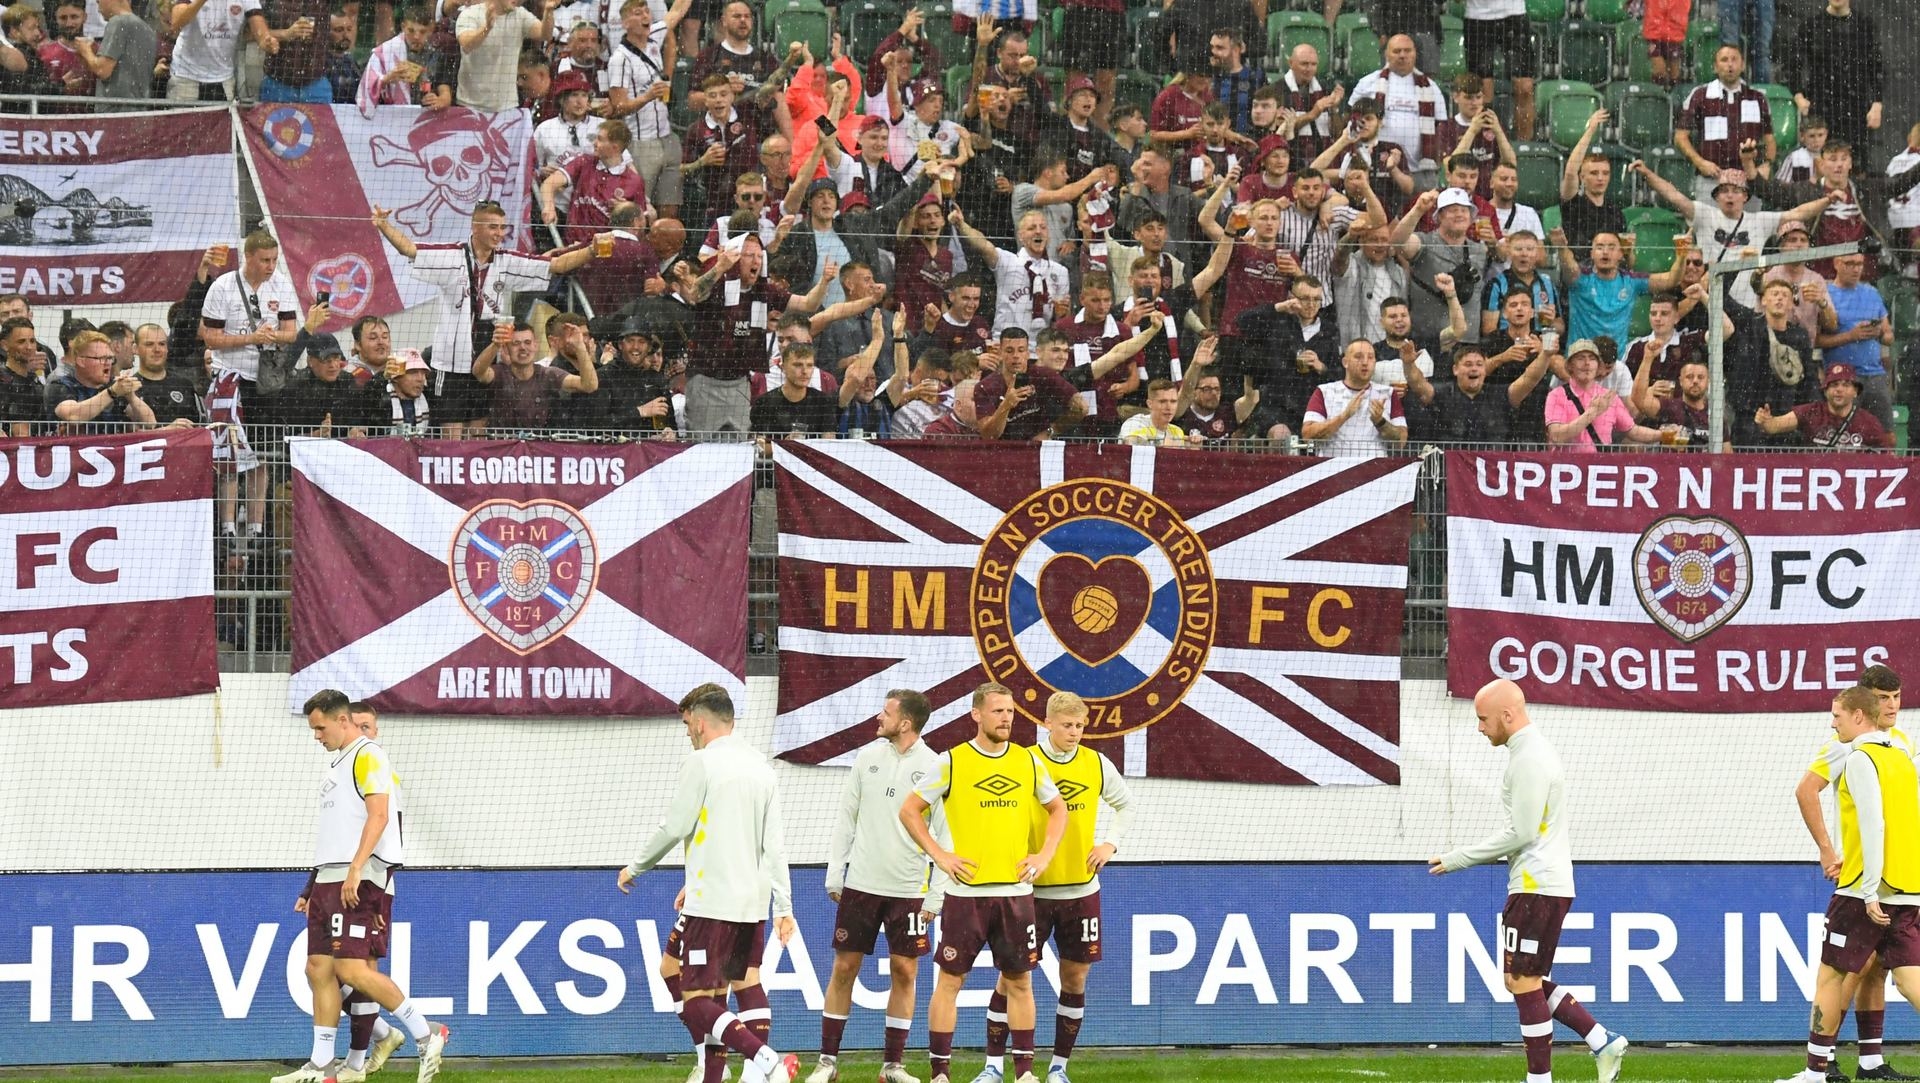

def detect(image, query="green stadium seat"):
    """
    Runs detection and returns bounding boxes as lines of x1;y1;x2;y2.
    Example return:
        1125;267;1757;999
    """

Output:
1686;20;1717;82
669;57;694;128
1537;80;1604;150
920;3;965;69
1526;0;1566;23
944;63;973;108
1584;0;1629;24
1268;12;1330;71
1513;141;1566;210
1342;17;1382;78
1026;5;1055;65
1438;28;1467;81
1616;19;1651;83
1756;82;1797;151
1134;8;1173;75
772;0;832;67
841;2;898;69
1882;280;1919;337
1627;207;1688;272
1608;81;1674;153
1628;291;1653;336
762;0;802;37
1642;146;1696;205
1114;71;1160;115
1557;20;1614;86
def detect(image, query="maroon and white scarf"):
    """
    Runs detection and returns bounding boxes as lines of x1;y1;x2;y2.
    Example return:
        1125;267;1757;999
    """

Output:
1371;69;1441;166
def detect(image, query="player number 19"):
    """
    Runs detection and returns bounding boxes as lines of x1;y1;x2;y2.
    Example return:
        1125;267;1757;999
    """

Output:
1080;917;1099;942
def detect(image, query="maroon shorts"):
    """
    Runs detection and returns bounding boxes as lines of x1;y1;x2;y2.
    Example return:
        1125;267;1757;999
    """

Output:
306;880;390;961
677;916;766;990
834;887;930;958
1034;892;1103;964
369;888;393;959
934;894;1038;976
1883;904;1920;969
1501;893;1572;978
1647;39;1684;65
1823;894;1892;973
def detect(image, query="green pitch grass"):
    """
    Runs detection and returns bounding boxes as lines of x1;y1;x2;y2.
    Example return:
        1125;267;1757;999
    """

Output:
1;1047;1830;1083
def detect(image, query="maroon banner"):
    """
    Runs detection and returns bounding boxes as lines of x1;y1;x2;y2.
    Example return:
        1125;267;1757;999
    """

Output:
288;438;752;717
0;429;217;707
0;110;238;304
1445;450;1920;711
772;442;1420;785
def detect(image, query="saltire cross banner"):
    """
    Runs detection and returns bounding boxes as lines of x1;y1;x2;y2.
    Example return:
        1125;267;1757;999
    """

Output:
289;438;752;716
773;442;1420;785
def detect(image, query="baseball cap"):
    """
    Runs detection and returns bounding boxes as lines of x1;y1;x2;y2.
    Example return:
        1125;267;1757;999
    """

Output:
309;336;345;360
1777;218;1810;238
841;187;871;211
1713;169;1748;194
906;77;942;106
1063;74;1098;102
550;70;592;98
1565;338;1601;360
804;177;840;204
1824;362;1861;389
1435;187;1474;212
398;348;428;373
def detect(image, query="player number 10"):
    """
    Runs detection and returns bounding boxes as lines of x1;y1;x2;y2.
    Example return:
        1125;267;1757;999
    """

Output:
1502;925;1519;952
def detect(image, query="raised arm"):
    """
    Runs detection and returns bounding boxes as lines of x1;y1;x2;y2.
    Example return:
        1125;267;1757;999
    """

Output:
1560;111;1608;202
371;206;417;260
1086;315;1164;379
1507;345;1554;408
1195;170;1234;242
1628;158;1695;219
947;206;1000;265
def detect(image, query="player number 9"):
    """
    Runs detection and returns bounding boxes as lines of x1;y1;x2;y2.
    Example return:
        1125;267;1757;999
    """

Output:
330;913;345;938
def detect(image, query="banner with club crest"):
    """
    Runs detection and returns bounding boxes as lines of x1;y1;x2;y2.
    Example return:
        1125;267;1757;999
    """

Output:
241;104;534;330
287;438;751;717
1446;450;1920;711
772;442;1420;785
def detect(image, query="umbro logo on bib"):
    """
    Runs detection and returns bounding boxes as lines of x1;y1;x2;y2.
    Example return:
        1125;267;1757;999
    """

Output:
973;774;1020;798
1055;779;1089;802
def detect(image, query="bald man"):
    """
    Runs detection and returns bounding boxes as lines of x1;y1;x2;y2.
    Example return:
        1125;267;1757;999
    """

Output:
1431;680;1629;1083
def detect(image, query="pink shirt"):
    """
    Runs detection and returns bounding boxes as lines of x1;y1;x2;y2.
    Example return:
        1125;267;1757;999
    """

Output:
1544;381;1637;452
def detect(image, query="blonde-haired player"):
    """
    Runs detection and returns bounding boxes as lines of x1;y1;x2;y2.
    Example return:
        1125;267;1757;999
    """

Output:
1791;665;1915;1082
1778;685;1920;1083
978;693;1134;1083
901;683;1067;1083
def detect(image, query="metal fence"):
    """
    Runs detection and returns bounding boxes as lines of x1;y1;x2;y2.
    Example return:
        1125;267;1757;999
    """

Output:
172;422;1898;677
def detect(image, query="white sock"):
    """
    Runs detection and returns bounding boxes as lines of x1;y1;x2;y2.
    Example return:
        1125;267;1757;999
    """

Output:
391;998;430;1042
1051;1054;1070;1071
1862;1053;1887;1070
345;1047;368;1070
310;1025;337;1067
370;1017;392;1041
751;1045;780;1073
986;1054;1004;1072
1525;1073;1552;1083
1584;1023;1608;1052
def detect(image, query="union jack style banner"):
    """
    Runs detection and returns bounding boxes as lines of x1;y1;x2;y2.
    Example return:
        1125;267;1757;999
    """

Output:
288;438;752;716
773;442;1420;785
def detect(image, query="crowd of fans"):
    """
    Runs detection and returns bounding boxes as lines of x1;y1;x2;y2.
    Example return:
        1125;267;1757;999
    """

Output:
0;0;1912;464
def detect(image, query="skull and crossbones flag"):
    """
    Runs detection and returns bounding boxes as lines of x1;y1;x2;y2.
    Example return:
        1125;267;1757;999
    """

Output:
242;104;534;331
